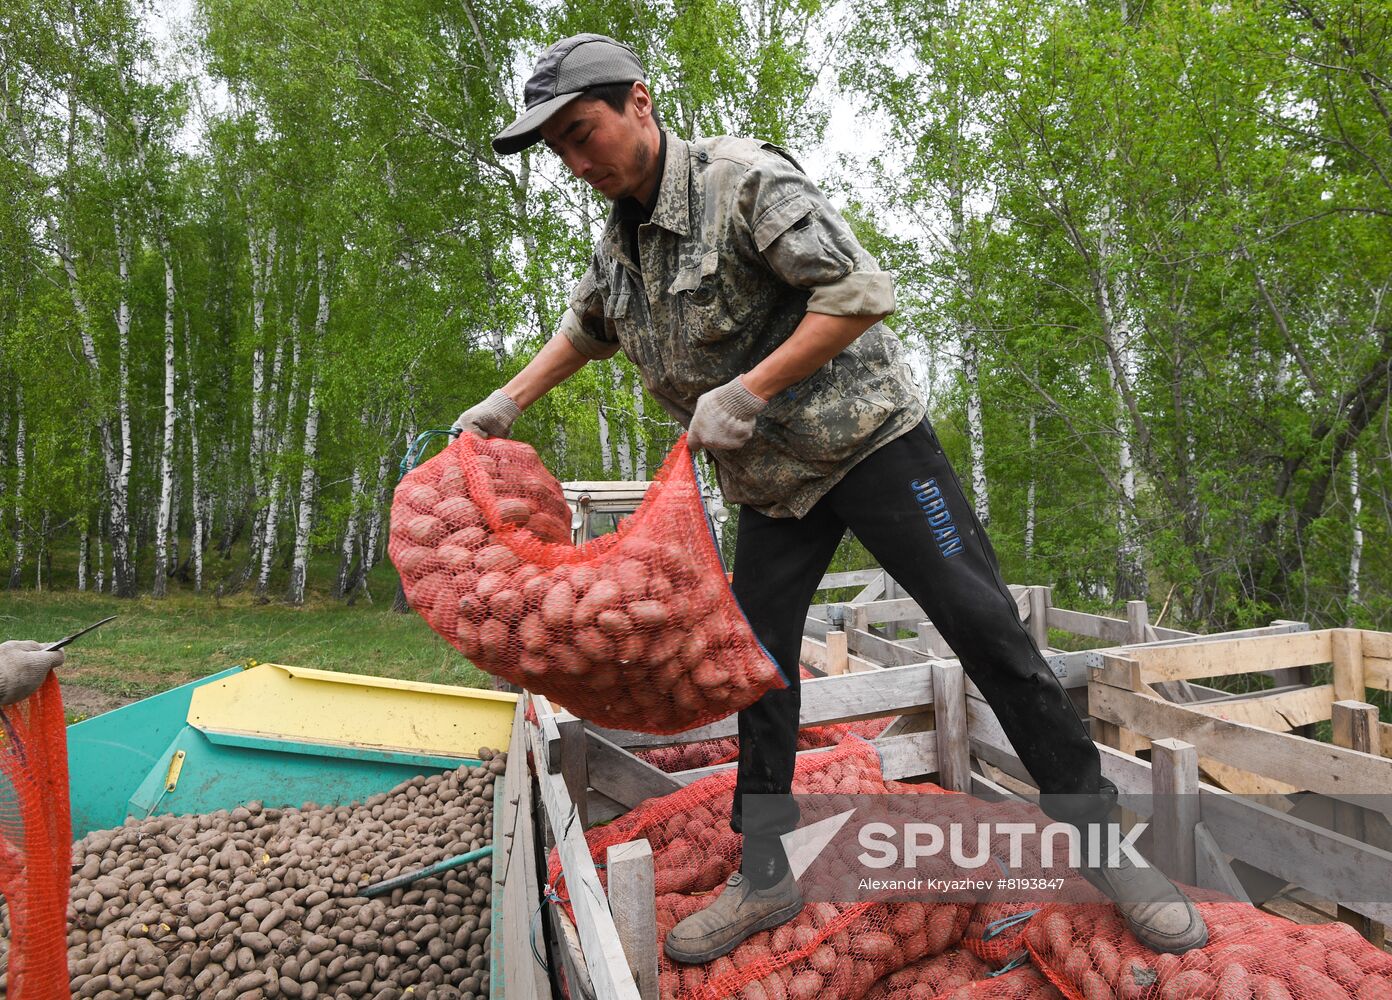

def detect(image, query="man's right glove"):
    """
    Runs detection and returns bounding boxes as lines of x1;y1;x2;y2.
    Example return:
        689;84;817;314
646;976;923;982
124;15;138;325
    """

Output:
0;640;64;706
452;390;522;439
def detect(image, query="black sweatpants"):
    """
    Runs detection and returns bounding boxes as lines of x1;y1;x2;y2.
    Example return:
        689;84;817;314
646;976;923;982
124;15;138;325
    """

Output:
728;419;1117;881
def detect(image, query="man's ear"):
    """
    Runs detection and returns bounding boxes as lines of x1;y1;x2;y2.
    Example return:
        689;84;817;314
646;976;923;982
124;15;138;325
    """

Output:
630;81;653;120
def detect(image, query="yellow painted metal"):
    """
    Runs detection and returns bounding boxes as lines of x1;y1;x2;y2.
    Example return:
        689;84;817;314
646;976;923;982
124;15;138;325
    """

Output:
187;664;518;759
164;750;186;792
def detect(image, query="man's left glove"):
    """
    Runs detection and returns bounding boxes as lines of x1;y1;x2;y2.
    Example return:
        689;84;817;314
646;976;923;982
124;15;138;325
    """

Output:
687;376;768;452
0;640;64;706
452;390;523;439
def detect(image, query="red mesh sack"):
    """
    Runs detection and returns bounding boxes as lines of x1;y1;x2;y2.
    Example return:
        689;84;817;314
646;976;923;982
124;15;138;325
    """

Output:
546;739;974;999
933;965;1064;999
390;434;785;732
0;674;73;998
866;946;993;998
1024;899;1392;1000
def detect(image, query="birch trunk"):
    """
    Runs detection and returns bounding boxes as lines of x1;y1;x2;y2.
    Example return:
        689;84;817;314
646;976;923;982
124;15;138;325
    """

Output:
114;221;135;595
1025;408;1037;561
286;249;329;605
58;220;136;596
1094;204;1145;601
632;375;647;479
962;338;989;527
79;531;89;592
152;238;177;597
240;224;276;589
185;313;205;592
336;450;365;598
95;511;105;594
352;445;393;602
947;127;989;527
7;396;24;589
598;403;613;475
1349;450;1362;614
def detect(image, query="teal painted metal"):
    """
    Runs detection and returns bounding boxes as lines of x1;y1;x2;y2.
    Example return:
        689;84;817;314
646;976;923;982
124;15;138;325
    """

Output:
123;725;476;823
201;729;481;772
67;667;241;838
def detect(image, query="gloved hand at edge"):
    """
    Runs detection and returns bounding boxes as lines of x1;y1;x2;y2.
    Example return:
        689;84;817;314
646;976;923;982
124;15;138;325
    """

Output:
0;640;64;706
452;390;523;439
687;375;768;452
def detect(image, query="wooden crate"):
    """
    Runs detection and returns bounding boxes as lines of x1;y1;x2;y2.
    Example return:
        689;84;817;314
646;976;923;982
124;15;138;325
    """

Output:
523;645;1392;994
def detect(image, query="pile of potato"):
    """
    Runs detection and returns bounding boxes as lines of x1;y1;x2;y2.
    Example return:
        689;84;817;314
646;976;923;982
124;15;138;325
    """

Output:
59;750;505;1000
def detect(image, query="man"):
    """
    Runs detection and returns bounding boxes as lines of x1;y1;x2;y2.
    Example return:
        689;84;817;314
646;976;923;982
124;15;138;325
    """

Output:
455;33;1209;962
0;641;64;705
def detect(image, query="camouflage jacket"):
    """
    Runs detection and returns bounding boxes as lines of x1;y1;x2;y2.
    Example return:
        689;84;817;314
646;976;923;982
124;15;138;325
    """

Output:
559;132;926;518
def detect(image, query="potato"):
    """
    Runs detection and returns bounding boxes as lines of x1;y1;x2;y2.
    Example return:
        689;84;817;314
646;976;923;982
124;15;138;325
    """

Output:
541;581;576;628
397;482;442;514
627;600;670;630
574;580;623;628
433;495;481;531
496;497;532;526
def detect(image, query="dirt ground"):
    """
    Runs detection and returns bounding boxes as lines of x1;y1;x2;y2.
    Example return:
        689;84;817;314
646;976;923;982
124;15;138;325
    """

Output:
63;685;135;723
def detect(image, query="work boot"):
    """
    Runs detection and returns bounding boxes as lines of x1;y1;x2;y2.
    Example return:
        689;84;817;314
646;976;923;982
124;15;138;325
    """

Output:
1080;849;1209;954
663;870;803;964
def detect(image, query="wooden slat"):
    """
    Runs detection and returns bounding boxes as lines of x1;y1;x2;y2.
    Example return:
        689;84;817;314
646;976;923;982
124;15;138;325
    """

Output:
1128;630;1334;682
1200;790;1392;925
800;632;879;674
1047;606;1133;644
1194;821;1252;903
1182;684;1335;731
875;730;941;781
931;662;970;792
606;841;658;1000
817;569;884;590
527;697;643;1000
595;663;936;749
1150;738;1200;884
845;627;926;666
1090;683;1392;800
583;729;682;810
1362;630;1392;660
1027;587;1051;650
495;700;551;1000
1333;629;1367;704
1365;657;1392;693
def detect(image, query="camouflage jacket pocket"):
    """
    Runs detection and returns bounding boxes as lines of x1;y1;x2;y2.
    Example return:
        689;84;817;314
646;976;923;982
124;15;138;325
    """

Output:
760;364;896;465
670;249;738;346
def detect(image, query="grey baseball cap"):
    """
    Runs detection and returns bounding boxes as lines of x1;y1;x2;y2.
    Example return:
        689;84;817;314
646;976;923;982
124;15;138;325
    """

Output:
493;34;646;155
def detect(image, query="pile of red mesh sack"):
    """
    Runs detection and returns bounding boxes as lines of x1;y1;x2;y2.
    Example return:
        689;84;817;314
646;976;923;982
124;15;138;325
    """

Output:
0;673;74;998
389;434;785;733
537;728;1392;999
1025;899;1392;999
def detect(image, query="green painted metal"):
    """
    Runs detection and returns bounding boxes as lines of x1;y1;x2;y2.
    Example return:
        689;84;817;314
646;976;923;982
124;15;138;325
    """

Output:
123;724;476;823
67;667;241;838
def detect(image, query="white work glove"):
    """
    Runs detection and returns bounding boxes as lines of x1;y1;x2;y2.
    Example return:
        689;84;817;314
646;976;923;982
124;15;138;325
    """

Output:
0;640;64;706
687;376;768;452
452;390;522;439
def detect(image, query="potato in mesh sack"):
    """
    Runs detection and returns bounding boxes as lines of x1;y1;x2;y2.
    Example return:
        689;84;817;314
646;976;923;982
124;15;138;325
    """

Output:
390;434;785;733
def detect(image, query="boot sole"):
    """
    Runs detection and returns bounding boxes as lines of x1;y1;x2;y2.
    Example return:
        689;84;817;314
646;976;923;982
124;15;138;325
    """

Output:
663;897;805;965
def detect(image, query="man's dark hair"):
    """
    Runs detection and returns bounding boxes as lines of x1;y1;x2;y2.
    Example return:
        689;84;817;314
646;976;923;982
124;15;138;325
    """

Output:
583;82;662;128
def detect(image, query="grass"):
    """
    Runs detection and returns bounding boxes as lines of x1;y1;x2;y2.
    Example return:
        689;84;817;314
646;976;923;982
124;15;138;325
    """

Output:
0;557;492;721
